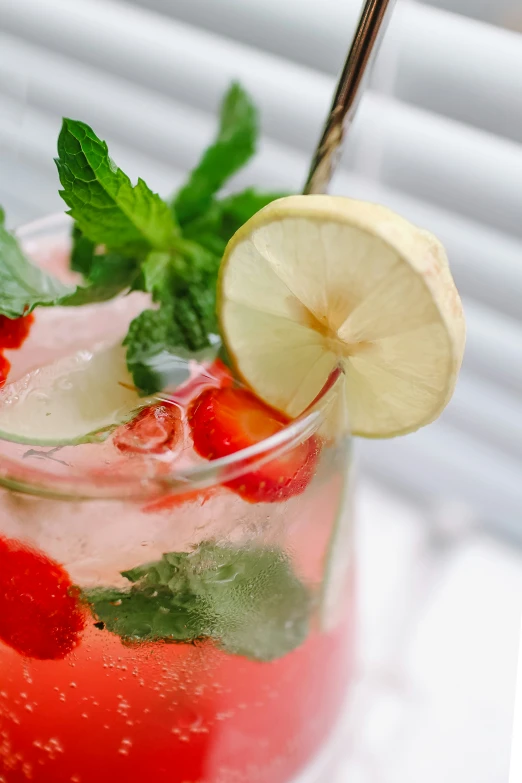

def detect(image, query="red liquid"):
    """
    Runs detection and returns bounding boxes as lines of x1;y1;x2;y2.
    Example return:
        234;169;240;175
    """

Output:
0;608;354;783
0;450;355;782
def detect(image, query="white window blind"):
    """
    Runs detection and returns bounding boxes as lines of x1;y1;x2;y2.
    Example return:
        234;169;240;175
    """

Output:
0;0;520;538
418;0;522;30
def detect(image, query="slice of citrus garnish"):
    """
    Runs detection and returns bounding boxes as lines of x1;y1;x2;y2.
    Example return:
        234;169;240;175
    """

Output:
218;195;465;437
0;343;145;446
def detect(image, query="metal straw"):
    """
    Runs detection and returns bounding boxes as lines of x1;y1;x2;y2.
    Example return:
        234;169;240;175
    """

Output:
304;0;397;195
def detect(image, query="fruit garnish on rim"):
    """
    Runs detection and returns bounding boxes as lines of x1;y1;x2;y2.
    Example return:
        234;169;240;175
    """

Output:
219;195;465;438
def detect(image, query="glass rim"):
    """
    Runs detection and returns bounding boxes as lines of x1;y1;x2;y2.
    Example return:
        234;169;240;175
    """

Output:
0;213;347;503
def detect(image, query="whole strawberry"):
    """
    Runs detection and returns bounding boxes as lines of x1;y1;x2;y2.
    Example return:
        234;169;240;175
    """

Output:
0;536;85;660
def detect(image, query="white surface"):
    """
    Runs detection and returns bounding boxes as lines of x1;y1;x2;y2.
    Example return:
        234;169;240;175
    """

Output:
339;478;520;783
509;618;522;782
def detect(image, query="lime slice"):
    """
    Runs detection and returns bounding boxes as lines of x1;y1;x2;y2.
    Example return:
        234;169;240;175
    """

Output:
219;195;465;437
0;343;145;446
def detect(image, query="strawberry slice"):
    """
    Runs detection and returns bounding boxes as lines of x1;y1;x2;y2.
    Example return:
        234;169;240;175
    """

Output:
113;403;183;455
0;313;34;350
189;387;320;503
0;537;85;660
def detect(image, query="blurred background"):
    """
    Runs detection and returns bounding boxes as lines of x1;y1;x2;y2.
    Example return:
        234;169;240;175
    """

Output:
0;0;520;780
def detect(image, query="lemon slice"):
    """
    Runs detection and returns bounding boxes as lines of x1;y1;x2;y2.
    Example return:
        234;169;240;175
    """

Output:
218;195;465;437
0;343;145;446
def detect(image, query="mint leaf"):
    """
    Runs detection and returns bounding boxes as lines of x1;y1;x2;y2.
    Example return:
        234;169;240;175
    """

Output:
0;210;141;317
173;83;258;225
183;188;286;255
0;222;75;318
139;246;213;302
175;242;220;335
56;119;177;253
124;306;189;394
64;222;143;306
124;241;221;394
141;251;172;296
124;290;216;395
60;252;140;306
70;225;96;278
85;543;310;662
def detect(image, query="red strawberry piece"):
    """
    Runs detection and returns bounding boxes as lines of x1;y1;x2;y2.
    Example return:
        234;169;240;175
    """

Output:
0;313;34;350
0;537;85;660
189;387;320;503
0;353;11;387
113;403;183;454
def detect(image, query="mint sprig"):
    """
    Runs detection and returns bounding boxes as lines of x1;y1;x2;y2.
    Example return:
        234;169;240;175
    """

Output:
120;82;272;393
0;82;286;395
85;542;311;662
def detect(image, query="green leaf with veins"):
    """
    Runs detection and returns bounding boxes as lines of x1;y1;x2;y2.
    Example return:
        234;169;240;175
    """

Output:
59;252;141;306
85;542;311;662
0;211;144;316
56;119;178;253
173;83;258;225
0;222;75;318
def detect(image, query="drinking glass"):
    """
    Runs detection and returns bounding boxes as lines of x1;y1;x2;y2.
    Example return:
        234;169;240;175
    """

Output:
0;215;355;783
